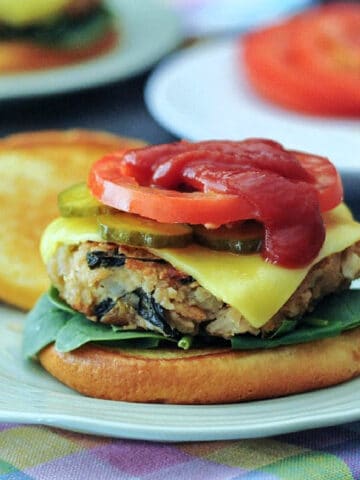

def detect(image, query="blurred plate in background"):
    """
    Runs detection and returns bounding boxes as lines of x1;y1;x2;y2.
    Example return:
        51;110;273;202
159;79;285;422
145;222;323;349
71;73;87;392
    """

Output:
0;0;183;100
145;39;360;172
161;0;315;37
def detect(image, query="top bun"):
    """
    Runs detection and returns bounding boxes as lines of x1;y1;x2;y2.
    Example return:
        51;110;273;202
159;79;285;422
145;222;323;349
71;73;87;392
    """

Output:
0;130;145;310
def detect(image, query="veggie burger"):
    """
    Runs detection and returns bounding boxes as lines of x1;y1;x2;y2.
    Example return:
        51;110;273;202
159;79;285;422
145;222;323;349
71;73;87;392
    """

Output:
0;0;117;73
24;139;360;404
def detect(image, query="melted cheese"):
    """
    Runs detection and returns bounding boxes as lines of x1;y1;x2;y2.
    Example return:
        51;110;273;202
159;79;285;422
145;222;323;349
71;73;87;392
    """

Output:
41;204;360;328
0;0;70;26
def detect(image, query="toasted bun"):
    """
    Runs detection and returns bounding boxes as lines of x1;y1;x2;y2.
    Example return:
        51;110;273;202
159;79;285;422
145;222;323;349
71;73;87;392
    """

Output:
39;327;360;404
0;30;117;73
0;130;145;310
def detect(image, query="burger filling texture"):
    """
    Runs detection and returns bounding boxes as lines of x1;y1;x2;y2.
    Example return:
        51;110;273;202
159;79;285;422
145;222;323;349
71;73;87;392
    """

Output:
0;0;115;50
24;139;360;360
47;239;360;339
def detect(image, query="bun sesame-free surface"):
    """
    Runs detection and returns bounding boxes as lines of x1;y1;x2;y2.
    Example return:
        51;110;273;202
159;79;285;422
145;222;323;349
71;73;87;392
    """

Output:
0;130;145;310
39;327;360;404
0;30;117;73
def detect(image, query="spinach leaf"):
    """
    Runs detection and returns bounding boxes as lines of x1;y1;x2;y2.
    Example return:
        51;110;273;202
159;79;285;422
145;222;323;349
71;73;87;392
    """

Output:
270;318;298;338
23;295;71;359
231;290;360;350
24;290;360;358
55;313;174;352
24;293;177;357
0;6;114;49
48;286;75;313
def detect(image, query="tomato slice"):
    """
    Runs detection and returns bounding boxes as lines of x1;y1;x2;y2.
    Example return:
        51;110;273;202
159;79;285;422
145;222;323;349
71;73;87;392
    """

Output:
88;154;254;225
292;4;360;74
291;151;343;212
291;4;360;105
89;141;342;223
88;139;343;268
242;3;360;116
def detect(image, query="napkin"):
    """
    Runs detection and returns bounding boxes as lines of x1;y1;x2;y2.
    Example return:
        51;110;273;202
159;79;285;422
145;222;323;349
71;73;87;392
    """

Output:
1;422;359;479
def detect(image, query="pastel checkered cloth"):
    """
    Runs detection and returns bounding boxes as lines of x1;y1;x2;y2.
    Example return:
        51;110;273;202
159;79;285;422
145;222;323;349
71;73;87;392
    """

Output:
1;422;360;479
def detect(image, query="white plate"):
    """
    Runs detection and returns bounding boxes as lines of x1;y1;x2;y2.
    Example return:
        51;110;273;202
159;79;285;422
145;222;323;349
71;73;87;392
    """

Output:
1;293;360;442
145;39;360;172
164;0;314;37
0;0;182;100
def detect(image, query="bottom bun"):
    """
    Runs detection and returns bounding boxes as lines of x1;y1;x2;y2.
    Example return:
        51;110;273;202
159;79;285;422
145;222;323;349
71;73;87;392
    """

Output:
39;327;360;404
0;30;117;73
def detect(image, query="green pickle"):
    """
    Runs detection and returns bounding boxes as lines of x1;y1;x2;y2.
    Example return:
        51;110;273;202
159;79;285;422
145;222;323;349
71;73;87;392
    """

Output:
98;213;193;248
59;183;263;252
58;182;114;217
193;221;263;254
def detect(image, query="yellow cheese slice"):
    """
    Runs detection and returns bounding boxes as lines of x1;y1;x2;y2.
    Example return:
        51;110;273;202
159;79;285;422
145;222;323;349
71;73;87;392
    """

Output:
0;0;70;26
41;204;360;328
41;216;103;260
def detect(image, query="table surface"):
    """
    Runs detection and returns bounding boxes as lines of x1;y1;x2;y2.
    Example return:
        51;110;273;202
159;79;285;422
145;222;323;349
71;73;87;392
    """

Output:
0;73;175;144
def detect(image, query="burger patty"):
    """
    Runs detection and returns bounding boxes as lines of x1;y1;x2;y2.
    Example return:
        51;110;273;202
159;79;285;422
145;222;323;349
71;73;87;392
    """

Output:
47;241;360;339
64;0;102;18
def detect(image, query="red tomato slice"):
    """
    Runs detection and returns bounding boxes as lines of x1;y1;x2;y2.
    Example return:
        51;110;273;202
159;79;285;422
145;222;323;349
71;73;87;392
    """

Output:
242;3;360;116
292;3;360;72
88;155;254;224
291;4;360;102
291;151;343;212
88;141;342;225
88;140;343;268
242;25;344;115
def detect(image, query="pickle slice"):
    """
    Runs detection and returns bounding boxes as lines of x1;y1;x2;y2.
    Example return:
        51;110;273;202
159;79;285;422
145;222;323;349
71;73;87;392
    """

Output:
58;182;114;217
98;213;193;248
193;221;263;254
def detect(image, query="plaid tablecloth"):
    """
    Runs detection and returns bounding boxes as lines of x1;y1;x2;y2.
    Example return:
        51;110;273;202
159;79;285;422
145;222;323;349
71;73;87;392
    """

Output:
1;422;360;479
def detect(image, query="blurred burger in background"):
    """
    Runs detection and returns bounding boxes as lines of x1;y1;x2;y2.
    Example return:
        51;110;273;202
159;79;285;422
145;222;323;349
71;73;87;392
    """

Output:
0;0;118;73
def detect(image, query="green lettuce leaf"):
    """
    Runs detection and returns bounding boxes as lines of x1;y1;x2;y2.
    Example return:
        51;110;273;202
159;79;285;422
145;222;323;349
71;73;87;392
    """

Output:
231;290;360;349
23;289;360;359
23;291;178;359
23;295;71;359
48;285;75;313
0;6;115;49
55;313;174;352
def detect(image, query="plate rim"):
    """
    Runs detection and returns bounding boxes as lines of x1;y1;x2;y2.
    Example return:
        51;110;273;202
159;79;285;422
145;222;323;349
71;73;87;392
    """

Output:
1;306;360;442
1;382;360;442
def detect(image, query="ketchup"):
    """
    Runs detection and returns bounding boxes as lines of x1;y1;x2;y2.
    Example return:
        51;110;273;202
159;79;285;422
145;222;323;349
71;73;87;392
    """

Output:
121;139;325;268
